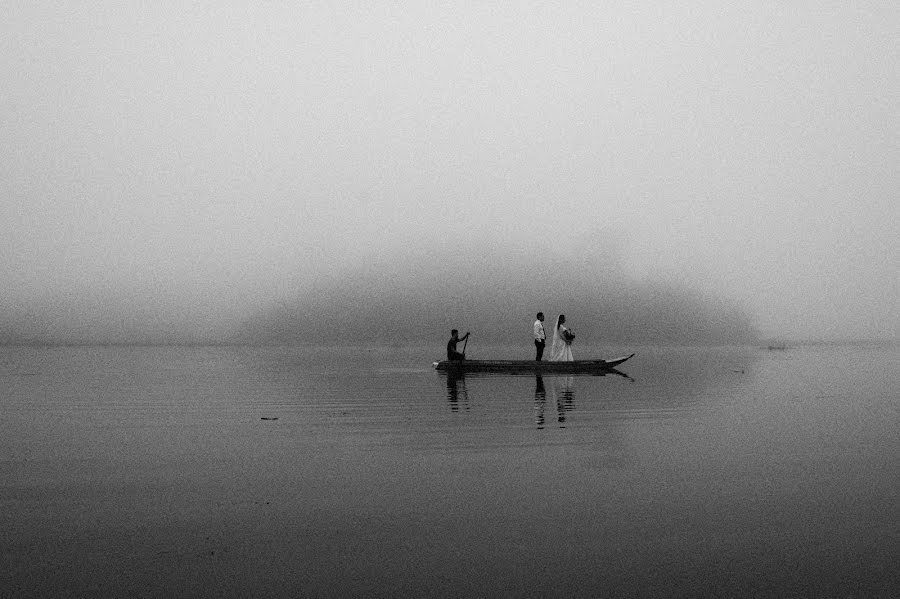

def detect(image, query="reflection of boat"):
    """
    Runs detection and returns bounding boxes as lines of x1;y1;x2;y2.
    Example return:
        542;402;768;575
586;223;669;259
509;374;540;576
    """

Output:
433;353;634;374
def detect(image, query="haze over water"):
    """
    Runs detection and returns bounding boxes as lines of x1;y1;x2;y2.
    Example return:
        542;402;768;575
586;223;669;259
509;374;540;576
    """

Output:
2;4;898;595
2;343;898;596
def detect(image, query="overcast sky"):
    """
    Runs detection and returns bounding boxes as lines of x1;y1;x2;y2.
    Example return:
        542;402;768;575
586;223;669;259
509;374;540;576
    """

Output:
2;2;897;343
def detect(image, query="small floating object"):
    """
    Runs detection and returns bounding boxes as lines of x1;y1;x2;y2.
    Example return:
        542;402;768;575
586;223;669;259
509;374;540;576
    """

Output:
260;417;279;421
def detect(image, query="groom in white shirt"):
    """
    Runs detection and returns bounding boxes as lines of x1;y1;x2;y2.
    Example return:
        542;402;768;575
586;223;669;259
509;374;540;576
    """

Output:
534;312;546;361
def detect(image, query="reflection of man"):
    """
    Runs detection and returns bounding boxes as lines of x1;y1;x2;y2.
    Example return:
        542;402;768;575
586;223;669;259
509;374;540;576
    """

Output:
447;329;470;361
533;312;546;361
446;371;467;411
534;375;546;429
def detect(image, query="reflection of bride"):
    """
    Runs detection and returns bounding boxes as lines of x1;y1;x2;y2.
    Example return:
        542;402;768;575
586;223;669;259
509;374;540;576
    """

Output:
547;314;574;361
552;376;575;425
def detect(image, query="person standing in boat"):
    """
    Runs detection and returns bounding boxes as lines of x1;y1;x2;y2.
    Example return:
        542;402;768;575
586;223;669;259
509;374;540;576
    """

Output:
547;314;575;361
533;312;546;361
446;329;470;361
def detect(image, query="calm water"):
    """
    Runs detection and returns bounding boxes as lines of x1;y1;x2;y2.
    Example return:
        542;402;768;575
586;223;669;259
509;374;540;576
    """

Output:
1;343;897;597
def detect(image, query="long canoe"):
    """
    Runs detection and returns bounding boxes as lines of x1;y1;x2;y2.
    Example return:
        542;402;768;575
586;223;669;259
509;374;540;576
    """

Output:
433;353;634;374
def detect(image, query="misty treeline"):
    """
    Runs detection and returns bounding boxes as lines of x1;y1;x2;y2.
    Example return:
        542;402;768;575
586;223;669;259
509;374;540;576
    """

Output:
0;252;757;346
234;253;758;346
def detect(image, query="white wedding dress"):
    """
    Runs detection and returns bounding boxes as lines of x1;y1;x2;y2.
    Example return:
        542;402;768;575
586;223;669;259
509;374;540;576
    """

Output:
547;321;574;362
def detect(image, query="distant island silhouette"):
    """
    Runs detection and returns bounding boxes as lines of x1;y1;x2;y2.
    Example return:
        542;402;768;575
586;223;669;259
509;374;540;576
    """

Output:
231;254;759;346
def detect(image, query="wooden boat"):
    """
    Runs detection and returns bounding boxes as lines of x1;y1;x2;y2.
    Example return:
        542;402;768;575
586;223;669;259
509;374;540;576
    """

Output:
433;353;634;374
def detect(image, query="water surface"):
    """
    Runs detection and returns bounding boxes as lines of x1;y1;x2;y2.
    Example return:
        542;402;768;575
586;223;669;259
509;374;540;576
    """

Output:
1;344;897;597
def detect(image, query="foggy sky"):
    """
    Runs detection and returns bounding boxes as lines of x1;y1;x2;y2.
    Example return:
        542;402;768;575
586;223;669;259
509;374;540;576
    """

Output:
2;3;898;344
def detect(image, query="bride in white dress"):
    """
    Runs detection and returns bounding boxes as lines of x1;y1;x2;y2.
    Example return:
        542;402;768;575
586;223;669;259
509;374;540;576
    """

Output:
547;314;575;361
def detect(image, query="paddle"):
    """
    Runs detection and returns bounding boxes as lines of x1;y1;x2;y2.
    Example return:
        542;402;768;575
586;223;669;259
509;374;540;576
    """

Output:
462;332;469;356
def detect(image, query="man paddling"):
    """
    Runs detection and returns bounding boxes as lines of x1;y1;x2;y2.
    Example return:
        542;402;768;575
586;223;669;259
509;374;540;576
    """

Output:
447;329;470;361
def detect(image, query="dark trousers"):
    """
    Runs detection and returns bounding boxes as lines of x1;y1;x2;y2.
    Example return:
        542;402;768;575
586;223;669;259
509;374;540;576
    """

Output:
535;339;545;361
